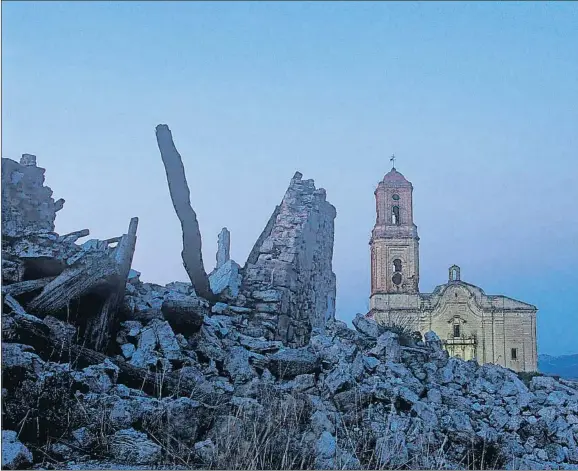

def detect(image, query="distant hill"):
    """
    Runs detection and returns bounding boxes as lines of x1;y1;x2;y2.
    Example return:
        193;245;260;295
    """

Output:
538;354;578;380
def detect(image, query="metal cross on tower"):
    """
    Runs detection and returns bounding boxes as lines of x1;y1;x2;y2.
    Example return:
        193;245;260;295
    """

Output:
390;154;396;169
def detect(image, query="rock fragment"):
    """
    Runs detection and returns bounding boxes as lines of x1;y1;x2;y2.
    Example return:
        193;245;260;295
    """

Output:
1;431;33;470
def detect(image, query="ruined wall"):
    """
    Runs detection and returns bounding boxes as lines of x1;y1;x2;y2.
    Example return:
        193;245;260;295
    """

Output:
242;172;337;346
1;155;63;237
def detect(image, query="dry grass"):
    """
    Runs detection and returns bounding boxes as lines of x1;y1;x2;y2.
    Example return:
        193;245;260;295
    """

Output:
195;387;315;470
5;373;513;470
3;343;510;471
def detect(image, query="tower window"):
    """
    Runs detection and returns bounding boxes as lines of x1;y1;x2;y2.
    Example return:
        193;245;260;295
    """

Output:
511;348;518;360
392;194;400;201
453;324;461;338
392;273;402;286
392;206;400;225
393;259;402;272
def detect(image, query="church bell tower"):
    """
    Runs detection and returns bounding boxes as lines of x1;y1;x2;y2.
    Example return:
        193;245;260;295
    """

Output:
370;161;420;295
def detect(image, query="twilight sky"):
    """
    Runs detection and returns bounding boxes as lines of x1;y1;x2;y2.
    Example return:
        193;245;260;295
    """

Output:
2;2;577;356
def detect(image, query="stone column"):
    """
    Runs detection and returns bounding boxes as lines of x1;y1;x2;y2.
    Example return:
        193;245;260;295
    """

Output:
216;227;230;269
155;124;213;300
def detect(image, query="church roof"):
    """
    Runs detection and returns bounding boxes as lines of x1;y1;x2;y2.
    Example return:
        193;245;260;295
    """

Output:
422;280;537;311
382;168;412;186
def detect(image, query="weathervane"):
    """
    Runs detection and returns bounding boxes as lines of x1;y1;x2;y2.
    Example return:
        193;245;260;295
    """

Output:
390;154;396;170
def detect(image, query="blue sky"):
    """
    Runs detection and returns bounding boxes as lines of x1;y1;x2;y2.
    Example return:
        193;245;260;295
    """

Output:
2;2;577;355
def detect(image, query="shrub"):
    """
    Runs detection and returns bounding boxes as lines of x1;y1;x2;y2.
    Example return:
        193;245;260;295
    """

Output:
379;312;420;347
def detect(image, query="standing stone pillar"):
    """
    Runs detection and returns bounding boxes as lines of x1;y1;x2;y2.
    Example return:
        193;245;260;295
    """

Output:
155;124;213;301
216;227;230;269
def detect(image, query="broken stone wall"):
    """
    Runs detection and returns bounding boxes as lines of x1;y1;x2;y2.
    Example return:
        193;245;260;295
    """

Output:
1;155;63;237
242;172;337;346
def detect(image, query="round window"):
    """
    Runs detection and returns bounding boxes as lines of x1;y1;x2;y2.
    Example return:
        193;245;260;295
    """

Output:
392;273;402;285
392;194;400;200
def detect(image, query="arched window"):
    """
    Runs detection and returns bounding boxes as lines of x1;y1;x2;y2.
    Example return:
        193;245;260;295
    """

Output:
393;259;402;272
392;206;400;225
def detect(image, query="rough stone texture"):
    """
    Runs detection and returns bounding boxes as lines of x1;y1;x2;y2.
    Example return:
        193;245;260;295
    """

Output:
352;312;383;339
194;438;216;464
161;295;207;335
216;227;230;269
2;343;45;376
368;331;401;362
129;319;182;370
1;155;62;238
268;348;320;379
72;360;119;394
1;430;33;470
164;397;206;442
109;428;161;465
209;259;242;298
242;172;337;346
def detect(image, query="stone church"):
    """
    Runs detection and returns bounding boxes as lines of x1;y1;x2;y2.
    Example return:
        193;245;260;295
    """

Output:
367;166;538;372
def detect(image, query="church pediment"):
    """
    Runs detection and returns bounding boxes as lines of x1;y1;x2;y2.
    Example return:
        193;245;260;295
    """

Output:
423;280;536;312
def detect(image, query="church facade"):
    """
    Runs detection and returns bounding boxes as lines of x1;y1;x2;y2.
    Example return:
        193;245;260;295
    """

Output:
368;167;538;372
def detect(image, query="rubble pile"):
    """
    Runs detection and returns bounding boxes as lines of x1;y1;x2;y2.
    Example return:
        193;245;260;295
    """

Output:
2;129;578;470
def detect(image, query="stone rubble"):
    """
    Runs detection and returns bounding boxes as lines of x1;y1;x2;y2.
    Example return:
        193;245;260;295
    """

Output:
1;430;33;470
2;149;578;470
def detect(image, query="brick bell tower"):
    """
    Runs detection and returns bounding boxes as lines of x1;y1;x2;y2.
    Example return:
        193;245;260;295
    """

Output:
370;160;420;296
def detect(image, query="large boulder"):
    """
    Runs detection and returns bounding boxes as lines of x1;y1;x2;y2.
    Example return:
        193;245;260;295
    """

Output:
161;295;207;335
129;319;182;370
352;313;383;339
109;428;161;465
72;360;119;394
238;334;283;354
2;343;45;379
268;348;320;379
368;331;401;362
224;346;264;384
164;397;206;442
